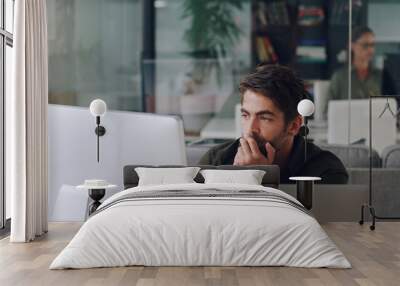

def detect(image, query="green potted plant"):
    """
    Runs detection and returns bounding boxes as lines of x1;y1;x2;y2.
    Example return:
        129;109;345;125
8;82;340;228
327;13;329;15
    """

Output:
180;0;246;133
182;0;246;83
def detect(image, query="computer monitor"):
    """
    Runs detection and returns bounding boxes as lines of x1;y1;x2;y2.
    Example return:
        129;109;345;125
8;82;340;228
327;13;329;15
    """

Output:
382;53;400;96
327;98;397;155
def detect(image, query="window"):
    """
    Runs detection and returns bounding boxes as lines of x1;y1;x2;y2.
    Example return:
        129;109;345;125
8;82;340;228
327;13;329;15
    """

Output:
0;0;13;231
47;0;142;112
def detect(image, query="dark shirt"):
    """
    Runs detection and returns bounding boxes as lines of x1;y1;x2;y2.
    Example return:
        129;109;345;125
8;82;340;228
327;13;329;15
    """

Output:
325;66;382;118
329;66;382;100
198;136;348;184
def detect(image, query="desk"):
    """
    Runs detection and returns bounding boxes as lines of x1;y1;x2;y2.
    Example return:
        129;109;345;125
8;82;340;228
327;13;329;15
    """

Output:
200;118;237;139
310;121;400;145
200;117;400;145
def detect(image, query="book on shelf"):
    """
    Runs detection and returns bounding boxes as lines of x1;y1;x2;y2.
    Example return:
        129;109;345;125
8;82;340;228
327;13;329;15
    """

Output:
255;36;278;64
256;37;269;63
257;5;268;27
256;1;290;28
296;45;326;63
264;37;278;63
297;5;325;27
300;39;326;46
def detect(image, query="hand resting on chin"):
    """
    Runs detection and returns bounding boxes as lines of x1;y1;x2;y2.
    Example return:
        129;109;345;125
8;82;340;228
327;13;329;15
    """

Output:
233;137;276;166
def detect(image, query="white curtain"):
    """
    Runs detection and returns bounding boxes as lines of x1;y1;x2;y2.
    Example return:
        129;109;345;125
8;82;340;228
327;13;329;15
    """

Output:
8;0;48;242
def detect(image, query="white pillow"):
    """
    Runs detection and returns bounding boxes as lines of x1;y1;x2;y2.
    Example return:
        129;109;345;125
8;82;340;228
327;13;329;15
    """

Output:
135;167;201;186
200;169;266;185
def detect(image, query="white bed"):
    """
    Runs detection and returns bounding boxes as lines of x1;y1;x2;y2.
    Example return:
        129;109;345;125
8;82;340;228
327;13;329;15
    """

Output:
50;183;351;269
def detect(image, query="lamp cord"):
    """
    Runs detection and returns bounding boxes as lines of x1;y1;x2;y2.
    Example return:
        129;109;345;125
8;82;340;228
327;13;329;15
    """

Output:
96;116;100;163
97;125;99;163
304;117;308;164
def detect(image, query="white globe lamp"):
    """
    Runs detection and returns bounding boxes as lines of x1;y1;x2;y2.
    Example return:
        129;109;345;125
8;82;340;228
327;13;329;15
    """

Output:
89;99;107;162
297;99;315;163
90;99;107;117
297;99;315;117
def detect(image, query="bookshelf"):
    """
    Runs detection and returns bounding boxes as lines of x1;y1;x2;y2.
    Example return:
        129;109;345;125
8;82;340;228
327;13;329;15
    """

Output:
251;0;367;80
251;1;295;66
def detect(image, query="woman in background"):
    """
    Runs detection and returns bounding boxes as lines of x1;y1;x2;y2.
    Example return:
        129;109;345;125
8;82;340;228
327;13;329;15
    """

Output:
327;26;381;105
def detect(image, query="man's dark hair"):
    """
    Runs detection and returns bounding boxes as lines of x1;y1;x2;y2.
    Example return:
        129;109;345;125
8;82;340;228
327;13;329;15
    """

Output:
239;64;309;124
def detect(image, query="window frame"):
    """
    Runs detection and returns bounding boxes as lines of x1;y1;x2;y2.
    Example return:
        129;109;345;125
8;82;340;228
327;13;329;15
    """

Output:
0;0;13;232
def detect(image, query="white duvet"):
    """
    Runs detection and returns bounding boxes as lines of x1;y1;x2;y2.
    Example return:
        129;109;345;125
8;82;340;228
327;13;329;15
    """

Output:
50;183;351;269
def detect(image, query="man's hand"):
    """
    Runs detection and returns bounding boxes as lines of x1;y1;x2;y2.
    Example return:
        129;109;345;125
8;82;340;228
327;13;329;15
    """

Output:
233;137;276;166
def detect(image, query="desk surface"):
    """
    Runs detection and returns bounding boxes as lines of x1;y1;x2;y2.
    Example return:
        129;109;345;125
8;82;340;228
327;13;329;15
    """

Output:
200;118;400;145
200;118;237;139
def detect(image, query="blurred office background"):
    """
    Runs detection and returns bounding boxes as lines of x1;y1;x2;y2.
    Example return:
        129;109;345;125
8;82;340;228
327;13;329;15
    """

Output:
46;0;400;141
3;0;400;228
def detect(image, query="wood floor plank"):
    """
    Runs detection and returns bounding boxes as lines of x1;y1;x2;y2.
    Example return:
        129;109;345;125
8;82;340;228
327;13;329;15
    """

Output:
0;222;400;286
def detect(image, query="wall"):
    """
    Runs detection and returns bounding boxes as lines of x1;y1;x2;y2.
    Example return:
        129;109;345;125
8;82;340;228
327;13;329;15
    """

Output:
48;104;186;221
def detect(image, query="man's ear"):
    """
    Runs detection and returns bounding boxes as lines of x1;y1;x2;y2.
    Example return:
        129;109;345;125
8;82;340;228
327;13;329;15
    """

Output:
287;115;303;136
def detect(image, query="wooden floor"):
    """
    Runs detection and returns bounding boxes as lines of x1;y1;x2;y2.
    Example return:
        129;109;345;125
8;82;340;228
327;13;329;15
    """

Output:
0;222;399;286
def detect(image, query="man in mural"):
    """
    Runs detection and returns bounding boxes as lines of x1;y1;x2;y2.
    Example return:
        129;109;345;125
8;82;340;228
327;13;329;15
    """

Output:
199;64;348;184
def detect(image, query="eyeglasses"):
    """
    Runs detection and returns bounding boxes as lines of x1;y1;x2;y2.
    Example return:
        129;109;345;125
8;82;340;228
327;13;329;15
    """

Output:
356;42;375;49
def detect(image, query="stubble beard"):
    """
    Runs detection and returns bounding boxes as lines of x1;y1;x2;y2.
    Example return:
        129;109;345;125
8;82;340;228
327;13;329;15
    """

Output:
248;130;290;153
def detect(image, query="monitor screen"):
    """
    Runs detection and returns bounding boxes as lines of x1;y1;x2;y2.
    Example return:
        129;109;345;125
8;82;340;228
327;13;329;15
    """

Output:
382;53;400;96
